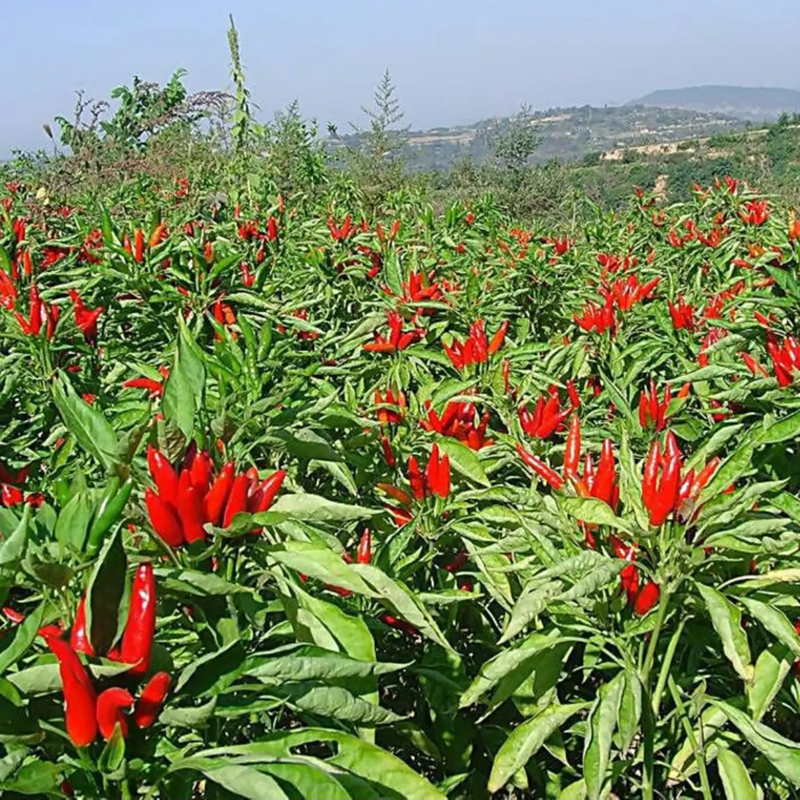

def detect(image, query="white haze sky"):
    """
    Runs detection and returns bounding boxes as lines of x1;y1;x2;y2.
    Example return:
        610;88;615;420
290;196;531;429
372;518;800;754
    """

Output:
2;0;799;155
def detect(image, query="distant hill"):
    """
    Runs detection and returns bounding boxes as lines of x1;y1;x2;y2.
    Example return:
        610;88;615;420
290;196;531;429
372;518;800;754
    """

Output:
329;105;746;172
627;86;800;121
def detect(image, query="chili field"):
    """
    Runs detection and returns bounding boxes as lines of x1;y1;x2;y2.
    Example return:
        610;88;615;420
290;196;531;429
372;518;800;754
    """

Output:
1;173;800;799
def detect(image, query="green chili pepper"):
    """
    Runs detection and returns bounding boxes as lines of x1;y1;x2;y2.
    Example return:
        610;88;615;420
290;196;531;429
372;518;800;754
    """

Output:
86;479;131;556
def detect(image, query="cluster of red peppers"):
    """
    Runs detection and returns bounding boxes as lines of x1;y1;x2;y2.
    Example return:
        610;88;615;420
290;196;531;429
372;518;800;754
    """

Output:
421;399;493;451
14;284;59;340
44;564;170;746
610;536;661;616
145;445;286;546
442;319;507;371
642;433;719;526
638;381;690;431
67;290;103;345
667;296;696;331
379;445;452;527
766;334;800;387
518;382;579;441
363;310;424;354
600;274;660;312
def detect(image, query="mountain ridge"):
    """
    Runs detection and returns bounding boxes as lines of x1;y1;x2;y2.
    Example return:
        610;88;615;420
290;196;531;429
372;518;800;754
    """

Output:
626;85;800;121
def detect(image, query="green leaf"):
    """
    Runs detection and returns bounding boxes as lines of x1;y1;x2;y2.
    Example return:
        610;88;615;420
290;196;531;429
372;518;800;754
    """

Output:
270;493;380;522
97;724;126;775
247;650;405;682
717;747;758;800
173;760;290;800
460;630;562;708
0;505;29;568
740;597;800;658
163;317;206;437
697;584;753;683
499;581;562;645
52;373;119;469
155;569;252;596
714;700;800;787
271;543;375;596
583;672;625;799
175;640;247;698
561;497;634;533
354;564;454;651
436;438;490;487
275;682;402;725
159;697;217;728
488;703;585;793
748;644;792;721
181;729;447;800
85;527;127;656
54;491;92;553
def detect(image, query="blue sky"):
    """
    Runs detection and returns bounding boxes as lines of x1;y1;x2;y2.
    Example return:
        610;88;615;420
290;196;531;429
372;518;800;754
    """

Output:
2;0;799;155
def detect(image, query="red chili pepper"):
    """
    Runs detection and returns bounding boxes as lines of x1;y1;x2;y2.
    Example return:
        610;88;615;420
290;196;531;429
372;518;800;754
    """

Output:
563;414;581;478
177;479;207;544
380;613;418;637
133;671;171;729
134;229;144;263
96;687;134;740
487;320;508;355
147;447;179;498
149;223;166;249
408;456;425;500
380;435;395;467
356;529;372;564
249;470;286;513
2;606;25;624
690;457;720;498
516;444;564;490
642;440;660;511
620;563;640;607
204;462;235;525
145;489;183;547
223;474;250;528
70;596;95;658
120;563;156;679
633;582;660;616
592;440;616;505
45;635;98;747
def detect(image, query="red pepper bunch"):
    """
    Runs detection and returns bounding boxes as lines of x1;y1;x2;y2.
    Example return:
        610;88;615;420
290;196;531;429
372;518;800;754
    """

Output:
1;483;44;508
14;284;59;339
597;252;638;276
442;319;507;371
610;536;661;616
328;215;354;242
518;384;576;441
421;400;493;451
375;389;406;425
45;564;170;746
642;433;720;526
145;446;286;546
517;416;619;513
67;290;103;345
638;381;691;431
766;334;800;387
212;298;237;339
600;274;660;312
574;297;615;335
363;310;424;354
384;270;445;313
667;296;695;331
408;444;451;501
739;199;770;226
